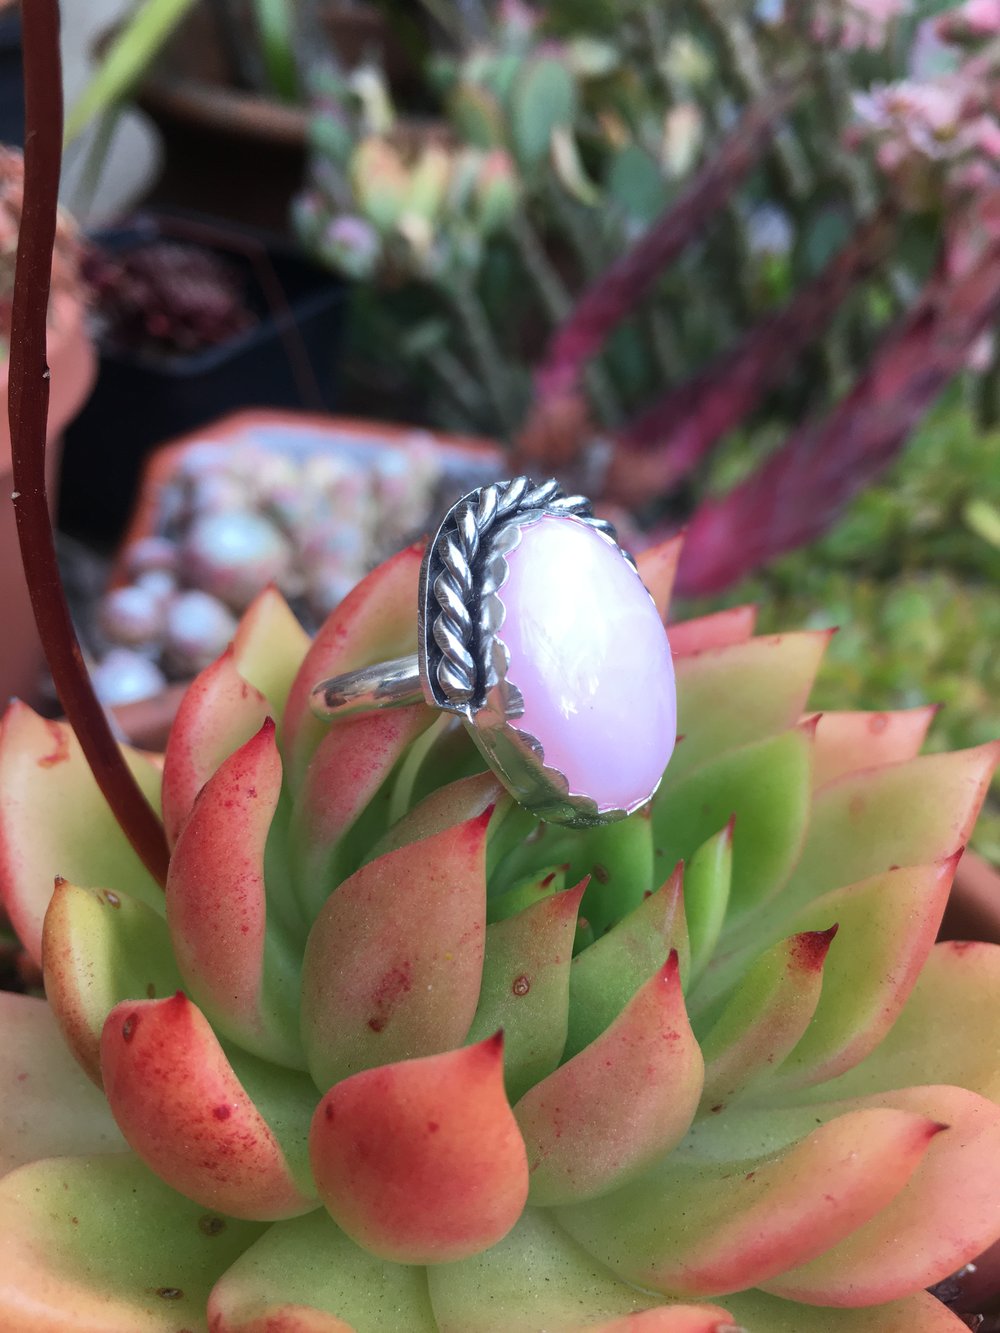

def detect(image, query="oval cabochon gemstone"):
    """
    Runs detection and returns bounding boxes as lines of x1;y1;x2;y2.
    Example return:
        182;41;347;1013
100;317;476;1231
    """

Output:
497;513;676;814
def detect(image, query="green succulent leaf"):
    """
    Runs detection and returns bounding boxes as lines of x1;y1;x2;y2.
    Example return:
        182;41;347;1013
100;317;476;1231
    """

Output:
486;861;568;923
0;703;164;964
668;605;757;658
0;993;125;1174
556;1104;941;1298
426;1207;689;1332
42;878;184;1084
724;1288;968;1331
208;1209;438;1331
167;720;305;1068
653;728;813;927
811;706;938;789
377;771;503;859
309;1036;528;1265
772;741;1000;923
669;631;831;783
301;814;488;1090
100;993;318;1220
290;703;435;911
511;57;579;167
565;864;687;1060
800;940;1000;1105
636;536;683;619
698;927;835;1109
162;646;271;848
468;882;583;1103
756;1086;1000;1306
516;954;702;1207
684;822;733;983
283;545;422;784
0;1153;263;1331
769;857;958;1090
231;587;312;727
570;810;656;938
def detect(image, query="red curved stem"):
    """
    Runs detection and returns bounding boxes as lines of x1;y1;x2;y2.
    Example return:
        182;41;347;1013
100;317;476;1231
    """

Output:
9;0;169;886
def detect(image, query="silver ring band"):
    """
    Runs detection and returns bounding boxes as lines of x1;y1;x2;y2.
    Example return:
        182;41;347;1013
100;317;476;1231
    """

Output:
310;655;424;719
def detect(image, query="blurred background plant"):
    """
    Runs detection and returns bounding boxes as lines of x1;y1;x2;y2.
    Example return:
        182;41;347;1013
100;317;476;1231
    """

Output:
294;0;999;442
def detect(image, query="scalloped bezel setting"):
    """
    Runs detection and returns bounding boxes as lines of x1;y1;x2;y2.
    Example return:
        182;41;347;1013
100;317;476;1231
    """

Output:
418;478;677;827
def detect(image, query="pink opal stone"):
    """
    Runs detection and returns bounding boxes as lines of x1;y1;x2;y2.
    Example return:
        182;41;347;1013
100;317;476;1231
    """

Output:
497;513;676;814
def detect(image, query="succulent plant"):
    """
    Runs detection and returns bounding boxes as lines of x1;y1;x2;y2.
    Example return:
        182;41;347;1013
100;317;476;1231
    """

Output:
91;432;451;704
2;533;1000;1331
83;240;257;359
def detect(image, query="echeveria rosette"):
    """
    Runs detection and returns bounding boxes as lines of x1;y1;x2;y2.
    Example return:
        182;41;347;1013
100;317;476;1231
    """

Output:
1;538;999;1332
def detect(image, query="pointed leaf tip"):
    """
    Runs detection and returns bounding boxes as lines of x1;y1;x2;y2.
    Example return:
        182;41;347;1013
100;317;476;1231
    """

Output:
790;924;838;971
309;1036;528;1264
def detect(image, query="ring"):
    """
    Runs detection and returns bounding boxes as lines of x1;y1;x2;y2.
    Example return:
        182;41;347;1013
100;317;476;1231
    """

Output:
310;477;677;826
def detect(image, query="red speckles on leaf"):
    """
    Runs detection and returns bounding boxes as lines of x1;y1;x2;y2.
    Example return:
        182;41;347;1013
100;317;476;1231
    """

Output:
309;1036;528;1264
100;994;315;1220
301;813;487;1090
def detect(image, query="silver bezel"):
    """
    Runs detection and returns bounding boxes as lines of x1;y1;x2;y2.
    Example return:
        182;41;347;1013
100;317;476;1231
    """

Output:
417;477;654;828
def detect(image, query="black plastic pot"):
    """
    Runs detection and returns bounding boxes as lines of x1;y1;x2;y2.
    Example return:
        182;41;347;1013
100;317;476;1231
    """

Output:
59;215;346;545
0;8;24;147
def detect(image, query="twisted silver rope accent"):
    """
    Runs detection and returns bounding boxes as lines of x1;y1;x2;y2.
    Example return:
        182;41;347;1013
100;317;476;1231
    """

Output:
427;477;593;708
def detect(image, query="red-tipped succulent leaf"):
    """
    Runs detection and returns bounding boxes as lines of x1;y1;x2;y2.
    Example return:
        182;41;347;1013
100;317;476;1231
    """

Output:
167;718;300;1065
309;1034;529;1264
100;992;316;1220
516;952;703;1206
161;647;270;847
301;811;489;1090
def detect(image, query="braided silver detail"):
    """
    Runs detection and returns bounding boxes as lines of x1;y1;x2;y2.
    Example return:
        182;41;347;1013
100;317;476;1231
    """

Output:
418;476;615;715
